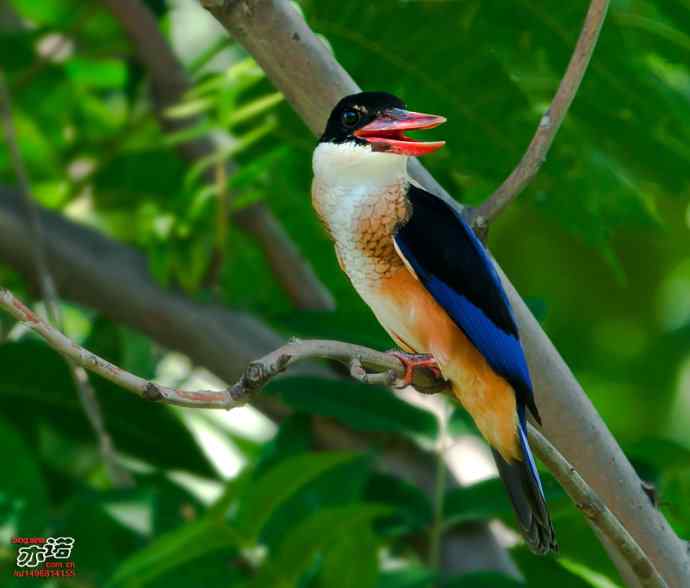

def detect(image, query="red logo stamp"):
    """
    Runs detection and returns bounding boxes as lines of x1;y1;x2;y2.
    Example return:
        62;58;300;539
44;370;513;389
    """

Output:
12;537;76;578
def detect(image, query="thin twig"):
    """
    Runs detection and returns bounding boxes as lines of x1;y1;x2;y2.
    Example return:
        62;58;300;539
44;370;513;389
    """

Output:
0;197;517;577
0;74;132;487
466;0;610;228
429;402;450;572
0;288;443;408
203;161;229;290
0;75;58;318
101;0;334;310
200;7;688;584
0;285;668;587
527;427;668;588
0;288;244;408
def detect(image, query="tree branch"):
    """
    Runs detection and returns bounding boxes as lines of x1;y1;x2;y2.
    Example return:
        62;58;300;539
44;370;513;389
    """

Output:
0;286;667;588
100;0;334;311
0;190;516;577
0;288;241;408
0;73;131;487
0;287;439;408
529;427;667;588
201;1;689;586
467;0;610;227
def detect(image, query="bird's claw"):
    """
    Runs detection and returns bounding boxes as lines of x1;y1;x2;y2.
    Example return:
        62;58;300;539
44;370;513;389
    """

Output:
390;351;442;388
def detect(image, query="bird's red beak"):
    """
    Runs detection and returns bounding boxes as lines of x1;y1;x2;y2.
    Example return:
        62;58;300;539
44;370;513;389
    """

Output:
354;108;446;156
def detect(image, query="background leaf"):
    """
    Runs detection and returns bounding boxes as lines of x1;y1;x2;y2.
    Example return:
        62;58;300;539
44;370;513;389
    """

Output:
320;522;379;588
0;340;215;477
266;377;438;440
1;0;689;585
234;451;361;541
248;504;390;588
0;415;49;536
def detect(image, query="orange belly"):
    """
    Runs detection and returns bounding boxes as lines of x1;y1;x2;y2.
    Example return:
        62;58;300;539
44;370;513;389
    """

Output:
374;267;520;461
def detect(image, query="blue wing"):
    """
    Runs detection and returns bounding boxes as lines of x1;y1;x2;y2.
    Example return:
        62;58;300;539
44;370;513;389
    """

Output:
394;185;539;422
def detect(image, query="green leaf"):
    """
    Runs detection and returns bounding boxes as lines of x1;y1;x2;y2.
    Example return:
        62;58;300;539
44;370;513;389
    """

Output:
0;415;49;536
511;546;600;588
0;32;41;73
253;418;370;551
254;413;314;474
364;473;433;536
226;146;291;192
301;0;530;184
92;150;187;207
227;92;284;127
164;97;214;120
627;437;690;472
187;57;264;99
0;340;215;477
207;468;254;520
443;477;514;527
65;57;127;89
54;490;143;586
234;451;361;541
443;572;524;587
102;473;251;587
320;523;378;588
107;517;243;588
444;474;567;529
143;551;249;588
184;117;277;187
147;475;205;536
267;377;438;440
377;567;436;588
658;466;690;538
10;0;76;25
163;120;213;147
250;504;390;588
119;327;158;381
260;454;373;550
188;37;234;74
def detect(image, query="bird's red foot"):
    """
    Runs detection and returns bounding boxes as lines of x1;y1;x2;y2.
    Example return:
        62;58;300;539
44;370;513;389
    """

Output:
390;351;443;388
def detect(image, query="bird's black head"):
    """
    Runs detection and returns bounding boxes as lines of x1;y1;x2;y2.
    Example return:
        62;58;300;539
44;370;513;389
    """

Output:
320;92;405;144
319;91;446;156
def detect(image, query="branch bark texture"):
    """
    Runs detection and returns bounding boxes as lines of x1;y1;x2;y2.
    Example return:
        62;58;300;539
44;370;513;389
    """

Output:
202;1;689;586
80;6;515;571
0;189;516;577
0;287;667;588
0;288;244;408
531;427;667;588
0;290;438;409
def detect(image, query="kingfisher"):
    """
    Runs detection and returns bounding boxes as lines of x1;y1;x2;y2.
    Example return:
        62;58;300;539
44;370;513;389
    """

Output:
311;91;557;554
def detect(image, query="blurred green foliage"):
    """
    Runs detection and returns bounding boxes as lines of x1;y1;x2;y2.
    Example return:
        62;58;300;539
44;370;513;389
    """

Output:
0;0;689;586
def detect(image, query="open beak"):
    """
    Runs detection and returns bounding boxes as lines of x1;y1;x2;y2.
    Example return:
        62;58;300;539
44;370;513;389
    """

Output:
354;108;446;156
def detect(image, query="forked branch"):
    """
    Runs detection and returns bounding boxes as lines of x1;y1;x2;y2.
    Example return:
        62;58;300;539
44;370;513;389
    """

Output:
0;286;667;588
467;0;610;227
198;2;688;585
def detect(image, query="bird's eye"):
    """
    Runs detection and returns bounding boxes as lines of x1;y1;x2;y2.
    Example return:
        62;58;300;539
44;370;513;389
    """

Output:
341;109;361;128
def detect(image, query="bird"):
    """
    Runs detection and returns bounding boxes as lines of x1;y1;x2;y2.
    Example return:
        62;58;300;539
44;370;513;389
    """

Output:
311;91;557;554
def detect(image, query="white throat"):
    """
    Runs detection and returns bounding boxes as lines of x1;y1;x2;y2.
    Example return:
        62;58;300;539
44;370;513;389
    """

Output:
311;140;410;299
312;141;408;189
